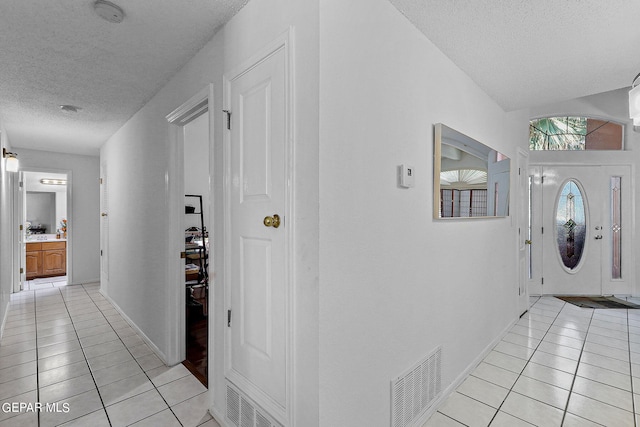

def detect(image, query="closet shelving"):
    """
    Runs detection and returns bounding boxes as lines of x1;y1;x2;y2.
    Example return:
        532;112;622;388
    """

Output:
185;194;208;311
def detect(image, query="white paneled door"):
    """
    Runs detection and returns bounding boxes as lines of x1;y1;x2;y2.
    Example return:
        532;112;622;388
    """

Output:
225;38;290;417
18;171;26;292
537;165;631;296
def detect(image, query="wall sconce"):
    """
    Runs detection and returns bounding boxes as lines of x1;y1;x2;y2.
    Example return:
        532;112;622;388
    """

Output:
3;148;19;172
629;72;640;126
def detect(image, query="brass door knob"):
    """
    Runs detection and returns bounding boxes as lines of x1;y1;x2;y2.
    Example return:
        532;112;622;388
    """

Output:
525;239;532;245
101;212;108;217
263;214;281;228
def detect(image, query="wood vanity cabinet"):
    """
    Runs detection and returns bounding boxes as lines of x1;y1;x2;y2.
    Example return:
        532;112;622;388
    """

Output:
25;244;41;279
26;241;66;279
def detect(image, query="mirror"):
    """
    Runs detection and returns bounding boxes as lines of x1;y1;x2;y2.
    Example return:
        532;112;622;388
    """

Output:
24;171;68;238
434;123;510;219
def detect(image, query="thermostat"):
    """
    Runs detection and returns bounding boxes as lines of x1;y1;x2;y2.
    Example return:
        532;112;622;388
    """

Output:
399;164;415;188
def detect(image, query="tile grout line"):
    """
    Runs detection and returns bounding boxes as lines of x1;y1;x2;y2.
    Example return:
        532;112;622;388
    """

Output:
627;309;637;427
0;293;36;425
440;309;548;423
558;305;595;426
492;300;620;425
527;303;638;419
57;284;115;426
567;310;638;416
579;311;638;411
84;285;187;427
483;298;567;426
427;298;637;426
8;284;208;427
33;290;41;427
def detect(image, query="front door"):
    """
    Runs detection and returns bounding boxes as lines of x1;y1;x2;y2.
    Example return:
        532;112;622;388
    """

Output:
225;37;290;415
536;165;631;295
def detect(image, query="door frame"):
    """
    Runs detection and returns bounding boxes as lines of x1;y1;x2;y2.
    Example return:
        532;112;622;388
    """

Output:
527;165;543;296
516;148;529;314
222;29;295;426
165;84;214;367
13;167;73;292
99;163;109;295
528;157;635;296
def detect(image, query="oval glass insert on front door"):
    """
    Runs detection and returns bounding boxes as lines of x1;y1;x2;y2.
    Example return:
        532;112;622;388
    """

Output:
556;180;586;270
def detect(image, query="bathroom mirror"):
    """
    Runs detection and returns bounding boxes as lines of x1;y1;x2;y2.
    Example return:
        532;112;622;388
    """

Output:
434;123;510;219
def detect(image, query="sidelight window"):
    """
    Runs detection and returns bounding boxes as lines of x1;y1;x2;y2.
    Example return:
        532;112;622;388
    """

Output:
611;177;622;279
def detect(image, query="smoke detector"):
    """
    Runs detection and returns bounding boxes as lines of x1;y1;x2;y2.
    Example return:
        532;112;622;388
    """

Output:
59;105;82;113
94;0;125;23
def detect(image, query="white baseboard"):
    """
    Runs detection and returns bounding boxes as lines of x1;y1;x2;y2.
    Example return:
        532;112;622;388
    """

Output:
99;289;170;365
413;316;520;426
68;277;100;286
0;301;9;341
210;406;229;427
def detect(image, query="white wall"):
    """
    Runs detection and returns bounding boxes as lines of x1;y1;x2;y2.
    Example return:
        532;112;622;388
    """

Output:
98;0;534;425
100;1;319;424
318;0;524;425
0;125;15;337
99;22;228;364
16;149;100;284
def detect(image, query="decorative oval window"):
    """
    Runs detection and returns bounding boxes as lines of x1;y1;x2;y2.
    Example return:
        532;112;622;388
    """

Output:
556;180;587;270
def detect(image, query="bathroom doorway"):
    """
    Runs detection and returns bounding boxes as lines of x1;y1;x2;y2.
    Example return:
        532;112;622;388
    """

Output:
17;170;70;291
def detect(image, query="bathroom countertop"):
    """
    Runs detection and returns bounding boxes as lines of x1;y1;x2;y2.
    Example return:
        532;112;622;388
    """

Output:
26;234;67;242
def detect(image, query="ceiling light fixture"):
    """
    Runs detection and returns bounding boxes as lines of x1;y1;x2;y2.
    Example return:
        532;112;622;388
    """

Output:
3;148;19;173
629;72;640;126
40;179;67;185
59;104;81;113
94;0;125;23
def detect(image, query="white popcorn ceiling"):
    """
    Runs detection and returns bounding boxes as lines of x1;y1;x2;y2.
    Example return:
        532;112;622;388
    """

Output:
2;1;639;155
0;0;248;155
387;0;640;111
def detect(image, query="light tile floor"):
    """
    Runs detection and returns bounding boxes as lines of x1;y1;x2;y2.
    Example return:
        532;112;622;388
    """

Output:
0;283;219;427
424;296;640;426
24;276;69;291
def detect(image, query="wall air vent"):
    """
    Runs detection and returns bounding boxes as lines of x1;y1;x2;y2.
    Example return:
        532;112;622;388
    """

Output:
226;382;282;427
227;385;241;426
391;346;442;427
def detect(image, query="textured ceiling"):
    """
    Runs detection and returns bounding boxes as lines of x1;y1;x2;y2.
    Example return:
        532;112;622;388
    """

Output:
3;1;639;156
387;0;640;111
0;0;247;155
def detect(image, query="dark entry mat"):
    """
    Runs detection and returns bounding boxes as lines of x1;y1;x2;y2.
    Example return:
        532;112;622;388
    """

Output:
555;296;640;309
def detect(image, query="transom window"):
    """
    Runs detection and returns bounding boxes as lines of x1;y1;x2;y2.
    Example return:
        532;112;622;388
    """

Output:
529;117;623;151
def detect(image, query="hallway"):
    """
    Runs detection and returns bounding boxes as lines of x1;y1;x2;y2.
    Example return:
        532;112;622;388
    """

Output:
0;283;217;426
425;297;640;426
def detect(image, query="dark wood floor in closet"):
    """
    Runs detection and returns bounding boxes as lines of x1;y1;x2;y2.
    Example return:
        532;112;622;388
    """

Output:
183;289;208;387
